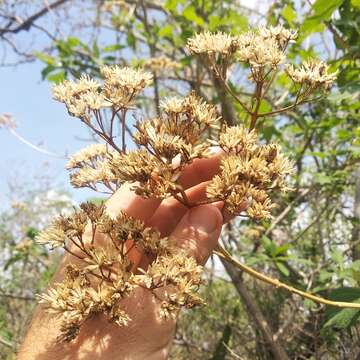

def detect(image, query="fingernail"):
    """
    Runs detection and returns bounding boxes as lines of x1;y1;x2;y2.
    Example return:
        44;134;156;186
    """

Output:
187;205;221;234
208;146;224;155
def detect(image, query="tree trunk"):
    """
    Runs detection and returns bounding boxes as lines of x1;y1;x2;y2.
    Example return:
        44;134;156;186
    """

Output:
220;259;290;360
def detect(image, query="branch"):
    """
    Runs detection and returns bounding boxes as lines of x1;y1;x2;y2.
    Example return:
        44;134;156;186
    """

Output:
264;188;310;237
257;96;323;118
0;0;70;35
0;335;13;348
0;292;35;301
219;257;290;360
8;128;67;159
216;245;360;309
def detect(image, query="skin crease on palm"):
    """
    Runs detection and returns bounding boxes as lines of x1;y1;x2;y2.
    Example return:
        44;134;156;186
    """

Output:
18;151;245;360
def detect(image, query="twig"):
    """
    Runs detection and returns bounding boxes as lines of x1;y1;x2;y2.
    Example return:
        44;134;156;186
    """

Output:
264;188;310;237
8;128;67;159
0;335;13;348
0;0;69;35
257;96;323;118
215;245;360;309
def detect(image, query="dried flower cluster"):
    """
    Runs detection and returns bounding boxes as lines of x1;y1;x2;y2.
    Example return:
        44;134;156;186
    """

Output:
207;126;293;219
39;25;335;342
109;92;219;198
285;60;337;91
144;56;181;73
37;203;203;341
187;31;240;55
187;25;335;90
66;144;118;192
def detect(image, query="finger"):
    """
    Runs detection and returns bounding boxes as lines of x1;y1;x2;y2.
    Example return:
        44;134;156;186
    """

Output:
106;182;162;221
106;150;223;222
147;180;223;236
169;205;223;265
178;148;223;189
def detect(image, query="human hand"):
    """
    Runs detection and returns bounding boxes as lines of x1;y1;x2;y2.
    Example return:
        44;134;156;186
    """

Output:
19;154;226;360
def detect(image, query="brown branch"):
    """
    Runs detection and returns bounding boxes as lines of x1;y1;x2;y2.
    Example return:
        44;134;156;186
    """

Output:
220;257;290;360
0;0;70;35
257;96;323;118
264;188;311;237
0;285;35;301
138;0;160;115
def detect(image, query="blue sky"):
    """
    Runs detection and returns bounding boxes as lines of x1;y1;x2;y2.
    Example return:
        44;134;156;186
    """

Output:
0;60;96;207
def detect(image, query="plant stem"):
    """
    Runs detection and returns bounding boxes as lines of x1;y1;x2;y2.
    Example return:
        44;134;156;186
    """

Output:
257;96;323;118
249;80;263;130
215;245;360;309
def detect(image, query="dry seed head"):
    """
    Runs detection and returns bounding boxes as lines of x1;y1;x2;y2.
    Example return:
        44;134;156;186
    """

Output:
258;25;297;49
161;92;219;128
67;144;118;191
285;60;337;90
66;144;108;169
52;75;105;117
207;126;293;219
109;149;179;198
36;221;66;249
186;31;240;55
217;125;258;153
38;203;203;341
42;26;309;342
144;56;180;72
101;66;152;107
237;33;285;68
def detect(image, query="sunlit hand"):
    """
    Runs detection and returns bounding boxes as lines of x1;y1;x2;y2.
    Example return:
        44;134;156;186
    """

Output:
19;154;225;360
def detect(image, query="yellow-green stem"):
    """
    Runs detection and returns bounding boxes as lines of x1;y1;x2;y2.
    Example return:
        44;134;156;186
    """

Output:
215;245;360;309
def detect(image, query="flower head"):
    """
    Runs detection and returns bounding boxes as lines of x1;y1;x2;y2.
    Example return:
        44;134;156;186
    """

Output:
187;31;240;55
259;25;297;50
101;66;152;107
285;60;337;90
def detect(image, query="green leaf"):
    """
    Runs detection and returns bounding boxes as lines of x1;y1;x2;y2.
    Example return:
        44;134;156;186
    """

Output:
47;70;66;84
164;0;179;12
41;65;56;80
273;244;291;257
34;52;55;65
331;249;344;267
351;0;360;8
102;44;124;52
182;6;205;26
158;24;174;38
300;0;343;38
4;253;25;271
211;324;232;360
300;20;325;38
307;151;329;159
313;173;333;185
282;5;297;26
311;0;344;21
67;36;81;48
208;15;222;31
92;41;100;58
323;288;360;329
127;32;136;49
275;261;290;277
26;227;39;240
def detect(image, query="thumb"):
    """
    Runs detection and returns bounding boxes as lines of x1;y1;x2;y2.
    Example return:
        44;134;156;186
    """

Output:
169;204;223;265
